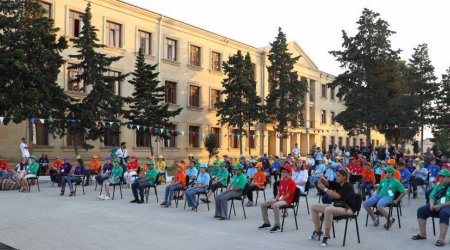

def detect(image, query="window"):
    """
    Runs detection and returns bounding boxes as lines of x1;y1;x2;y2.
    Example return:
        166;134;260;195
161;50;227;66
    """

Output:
189;85;200;107
338;94;343;102
69;11;83;37
330;136;335;148
35;123;48;146
68;64;84;92
106;71;121;96
66;131;81;147
166;38;177;61
138;30;151;55
360;138;364;147
212;51;221;71
321;110;326;124
321;85;327;98
190;45;201;66
165;81;177;104
189;126;200;148
331;112;335;125
210;89;221;110
338;137;343;148
230;129;240;149
104;128;119;147
136;130;150;148
330;87;335;100
107;21;122;47
41;2;52;18
371;140;375;147
164;125;177;148
211;127;221;148
249;130;256;149
353;138;357;146
321;136;326;151
346;137;350;147
376;140;379;146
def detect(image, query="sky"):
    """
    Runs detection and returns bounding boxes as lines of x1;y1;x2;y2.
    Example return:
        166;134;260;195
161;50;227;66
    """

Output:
123;0;450;78
123;0;446;139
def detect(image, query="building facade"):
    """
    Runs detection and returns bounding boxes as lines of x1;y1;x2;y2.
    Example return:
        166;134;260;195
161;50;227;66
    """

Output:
0;0;385;163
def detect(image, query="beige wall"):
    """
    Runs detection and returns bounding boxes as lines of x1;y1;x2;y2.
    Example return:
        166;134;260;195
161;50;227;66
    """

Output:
0;0;385;164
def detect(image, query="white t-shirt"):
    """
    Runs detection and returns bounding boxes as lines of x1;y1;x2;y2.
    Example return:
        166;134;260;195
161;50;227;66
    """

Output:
292;169;309;193
115;148;128;158
20;142;30;158
293;147;300;156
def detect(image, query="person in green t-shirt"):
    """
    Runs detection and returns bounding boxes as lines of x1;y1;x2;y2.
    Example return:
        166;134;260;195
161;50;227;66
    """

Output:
209;160;221;178
363;166;405;230
99;158;123;200
19;155;39;192
214;164;248;220
130;160;158;204
201;162;229;203
413;169;450;246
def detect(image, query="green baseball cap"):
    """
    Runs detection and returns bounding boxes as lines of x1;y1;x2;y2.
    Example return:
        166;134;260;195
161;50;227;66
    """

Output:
219;162;226;168
147;160;154;165
438;169;450;177
30;155;38;160
384;166;395;174
194;156;200;161
113;158;121;163
233;163;244;170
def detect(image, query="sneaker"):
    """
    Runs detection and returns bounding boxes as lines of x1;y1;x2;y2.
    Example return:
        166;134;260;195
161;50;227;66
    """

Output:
103;196;110;200
99;195;105;200
321;236;331;247
160;201;167;206
374;217;380;227
258;223;271;230
164;202;172;208
200;198;210;203
310;231;323;240
246;201;254;207
138;199;144;204
130;199;139;203
270;226;281;233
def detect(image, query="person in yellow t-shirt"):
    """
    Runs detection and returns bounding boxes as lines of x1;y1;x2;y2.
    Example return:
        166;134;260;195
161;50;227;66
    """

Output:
156;155;167;183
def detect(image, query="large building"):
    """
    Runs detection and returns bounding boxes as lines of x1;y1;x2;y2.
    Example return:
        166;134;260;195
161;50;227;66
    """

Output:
0;0;385;163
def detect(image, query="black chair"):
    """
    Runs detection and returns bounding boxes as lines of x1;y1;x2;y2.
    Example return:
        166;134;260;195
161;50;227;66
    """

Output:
73;176;85;196
227;184;248;220
365;192;402;228
254;181;268;206
299;180;310;214
183;188;209;211
269;188;300;232
319;194;362;247
100;175;124;200
26;166;40;192
432;214;439;236
145;183;159;203
174;187;187;208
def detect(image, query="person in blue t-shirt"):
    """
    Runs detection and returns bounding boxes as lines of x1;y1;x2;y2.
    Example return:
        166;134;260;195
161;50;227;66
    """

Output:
428;159;441;188
411;161;429;199
271;156;281;182
398;162;411;189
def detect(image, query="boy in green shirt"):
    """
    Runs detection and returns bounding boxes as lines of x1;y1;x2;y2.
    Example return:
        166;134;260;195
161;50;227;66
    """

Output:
130;160;158;204
363;166;405;229
414;169;450;246
214;164;248;220
99;158;123;200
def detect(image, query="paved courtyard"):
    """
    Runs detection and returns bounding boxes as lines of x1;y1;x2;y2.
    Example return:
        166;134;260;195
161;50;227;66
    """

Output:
0;181;443;250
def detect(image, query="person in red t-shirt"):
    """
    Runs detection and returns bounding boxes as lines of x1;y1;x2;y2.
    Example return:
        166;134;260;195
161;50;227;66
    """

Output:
0;154;9;176
124;156;139;186
349;159;363;183
259;165;297;233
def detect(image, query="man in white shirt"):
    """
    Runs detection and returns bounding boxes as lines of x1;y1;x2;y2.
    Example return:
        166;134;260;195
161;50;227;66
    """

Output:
292;143;300;158
20;137;30;163
115;142;129;167
292;162;309;193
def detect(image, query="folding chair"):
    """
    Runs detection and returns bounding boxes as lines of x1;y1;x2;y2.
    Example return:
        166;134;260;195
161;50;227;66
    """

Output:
228;184;248;220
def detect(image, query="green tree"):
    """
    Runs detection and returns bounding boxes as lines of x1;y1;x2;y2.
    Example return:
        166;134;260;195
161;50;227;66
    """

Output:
67;2;127;157
433;67;450;157
407;43;438;154
124;49;182;155
204;135;218;165
0;0;69;141
265;28;308;157
216;50;262;155
329;8;403;146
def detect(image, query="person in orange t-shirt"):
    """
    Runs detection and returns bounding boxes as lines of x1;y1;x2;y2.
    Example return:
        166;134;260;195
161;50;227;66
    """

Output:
381;159;401;181
246;162;267;207
84;155;101;186
161;163;186;207
50;156;63;183
359;162;376;200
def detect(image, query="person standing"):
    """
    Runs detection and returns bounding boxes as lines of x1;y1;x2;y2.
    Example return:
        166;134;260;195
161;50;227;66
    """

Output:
19;137;30;163
115;142;129;168
292;143;301;159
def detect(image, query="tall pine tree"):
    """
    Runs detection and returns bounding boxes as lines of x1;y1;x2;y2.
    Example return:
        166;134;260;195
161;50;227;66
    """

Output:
265;28;308;157
432;67;450;157
0;0;69;139
67;2;127;157
216;50;262;155
125;49;182;155
329;8;403;146
407;43;438;154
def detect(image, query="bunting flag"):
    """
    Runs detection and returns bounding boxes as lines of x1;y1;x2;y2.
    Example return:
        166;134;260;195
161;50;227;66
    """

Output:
31;118;36;124
109;121;113;126
39;119;45;124
95;121;99;127
136;125;140;130
129;124;134;129
0;117;3;123
48;118;54;123
102;121;106;127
